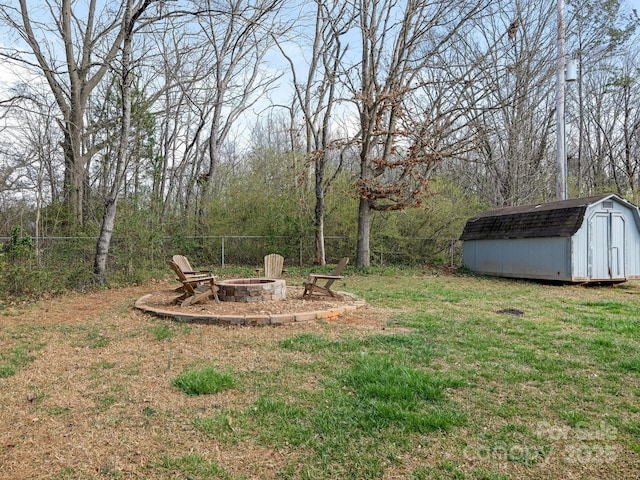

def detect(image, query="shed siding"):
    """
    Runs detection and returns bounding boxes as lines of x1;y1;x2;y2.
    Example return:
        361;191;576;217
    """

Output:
571;226;588;279
463;237;573;281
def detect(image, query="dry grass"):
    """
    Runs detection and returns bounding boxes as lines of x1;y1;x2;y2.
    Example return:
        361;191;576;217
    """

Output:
0;283;387;479
0;273;639;479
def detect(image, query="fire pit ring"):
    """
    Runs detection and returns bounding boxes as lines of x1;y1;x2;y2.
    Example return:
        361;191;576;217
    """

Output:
217;278;286;302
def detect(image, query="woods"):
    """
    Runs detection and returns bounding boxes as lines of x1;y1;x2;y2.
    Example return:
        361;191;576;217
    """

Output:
0;0;639;290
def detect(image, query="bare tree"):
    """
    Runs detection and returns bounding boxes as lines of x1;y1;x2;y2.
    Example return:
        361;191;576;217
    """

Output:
471;0;558;206
567;0;638;194
150;21;214;228
348;0;492;267
0;0;157;227
0;92;60;245
191;0;286;230
276;0;353;264
577;51;640;196
93;0;156;284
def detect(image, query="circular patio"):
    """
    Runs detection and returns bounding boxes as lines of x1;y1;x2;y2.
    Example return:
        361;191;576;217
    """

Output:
134;286;366;326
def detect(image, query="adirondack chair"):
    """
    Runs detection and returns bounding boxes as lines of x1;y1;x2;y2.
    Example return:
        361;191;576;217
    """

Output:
168;260;219;307
302;257;349;298
170;255;213;293
172;255;212;277
255;253;286;278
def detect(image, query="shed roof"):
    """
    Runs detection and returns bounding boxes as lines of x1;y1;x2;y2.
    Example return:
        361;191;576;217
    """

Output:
460;194;617;241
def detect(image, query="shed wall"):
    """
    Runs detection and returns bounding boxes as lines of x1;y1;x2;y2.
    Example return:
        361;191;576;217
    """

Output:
463;237;575;281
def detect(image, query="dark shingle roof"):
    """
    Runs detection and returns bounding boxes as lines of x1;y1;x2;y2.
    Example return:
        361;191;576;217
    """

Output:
460;194;615;241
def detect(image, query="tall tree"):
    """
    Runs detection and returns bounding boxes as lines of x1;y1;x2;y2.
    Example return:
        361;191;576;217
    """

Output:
457;0;558;206
93;0;156;284
349;0;491;267
277;0;353;264
567;0;637;194
192;0;286;230
0;0;154;226
578;51;640;195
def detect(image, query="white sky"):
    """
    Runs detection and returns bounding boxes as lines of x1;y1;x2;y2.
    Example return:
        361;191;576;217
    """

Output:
1;1;639;114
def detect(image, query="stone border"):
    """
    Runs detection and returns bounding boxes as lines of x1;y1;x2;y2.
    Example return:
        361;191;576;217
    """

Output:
134;290;366;326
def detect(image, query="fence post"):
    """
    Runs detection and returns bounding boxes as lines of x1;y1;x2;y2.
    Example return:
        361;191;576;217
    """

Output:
299;238;303;266
450;238;457;267
221;237;225;268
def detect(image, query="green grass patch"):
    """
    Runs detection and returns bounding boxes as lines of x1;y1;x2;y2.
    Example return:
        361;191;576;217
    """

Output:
153;454;234;480
280;331;436;366
208;349;466;477
95;394;118;411
337;353;460;409
619;357;640;373
149;324;174;341
172;366;236;396
279;332;333;353
45;406;72;416
147;320;191;341
91;360;117;370
0;341;45;378
412;462;511;480
86;329;110;348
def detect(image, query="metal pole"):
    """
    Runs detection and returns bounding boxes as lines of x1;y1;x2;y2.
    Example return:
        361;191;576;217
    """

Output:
556;0;568;200
221;236;225;268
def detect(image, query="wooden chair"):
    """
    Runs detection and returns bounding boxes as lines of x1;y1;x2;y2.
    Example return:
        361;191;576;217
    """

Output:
255;253;285;278
302;257;349;298
168;260;219;307
172;255;212;277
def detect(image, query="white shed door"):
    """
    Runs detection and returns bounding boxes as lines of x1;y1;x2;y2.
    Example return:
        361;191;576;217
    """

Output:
589;212;626;280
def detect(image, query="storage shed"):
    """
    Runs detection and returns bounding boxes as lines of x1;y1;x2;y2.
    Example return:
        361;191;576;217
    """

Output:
460;194;640;282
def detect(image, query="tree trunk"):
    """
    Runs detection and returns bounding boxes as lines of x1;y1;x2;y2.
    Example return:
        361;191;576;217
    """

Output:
314;156;326;265
314;201;326;266
356;197;370;267
93;198;118;284
93;0;139;284
62;125;86;226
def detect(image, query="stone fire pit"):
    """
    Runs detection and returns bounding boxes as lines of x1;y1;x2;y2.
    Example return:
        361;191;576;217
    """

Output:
217;278;286;302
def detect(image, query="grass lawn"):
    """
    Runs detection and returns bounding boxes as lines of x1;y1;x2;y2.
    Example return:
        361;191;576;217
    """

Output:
0;269;639;479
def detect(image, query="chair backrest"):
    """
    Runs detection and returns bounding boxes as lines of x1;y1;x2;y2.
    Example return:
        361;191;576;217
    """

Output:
168;260;196;294
264;253;284;278
330;257;349;276
319;257;349;289
172;255;193;273
169;260;186;281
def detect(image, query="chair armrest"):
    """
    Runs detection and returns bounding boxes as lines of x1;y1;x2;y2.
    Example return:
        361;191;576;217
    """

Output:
182;275;216;285
308;274;343;280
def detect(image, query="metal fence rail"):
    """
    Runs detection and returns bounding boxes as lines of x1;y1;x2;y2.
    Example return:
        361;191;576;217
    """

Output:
0;234;463;296
0;234;463;270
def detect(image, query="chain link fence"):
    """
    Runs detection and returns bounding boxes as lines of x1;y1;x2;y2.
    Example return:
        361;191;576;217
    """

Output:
0;234;463;296
1;234;462;266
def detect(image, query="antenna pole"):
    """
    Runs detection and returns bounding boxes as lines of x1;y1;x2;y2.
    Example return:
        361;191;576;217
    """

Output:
556;0;568;200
